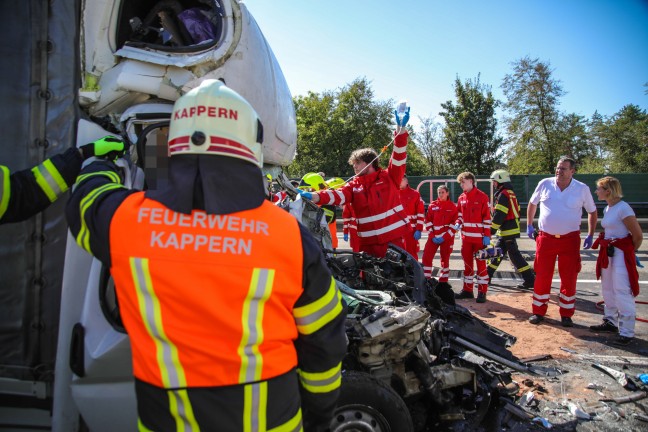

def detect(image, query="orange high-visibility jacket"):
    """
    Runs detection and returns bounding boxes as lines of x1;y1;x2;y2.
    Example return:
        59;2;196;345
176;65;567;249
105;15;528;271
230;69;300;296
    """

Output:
109;195;337;387
66;158;348;431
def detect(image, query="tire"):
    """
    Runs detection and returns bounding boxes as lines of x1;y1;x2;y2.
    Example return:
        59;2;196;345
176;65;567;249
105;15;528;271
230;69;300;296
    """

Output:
329;371;414;432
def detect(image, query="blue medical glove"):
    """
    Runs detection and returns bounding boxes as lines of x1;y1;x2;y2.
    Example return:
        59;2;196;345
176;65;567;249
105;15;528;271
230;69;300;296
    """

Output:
432;236;444;245
401;107;410;127
453;224;461;231
413;230;421;240
394;107;411;127
482;236;491;247
297;190;312;200
526;224;535;240
636;256;644;268
583;235;593;250
343;233;349;242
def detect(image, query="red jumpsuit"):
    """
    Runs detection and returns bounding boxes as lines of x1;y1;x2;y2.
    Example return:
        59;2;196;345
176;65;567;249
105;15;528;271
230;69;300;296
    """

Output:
422;199;458;282
456;187;491;294
342;204;359;252
399;185;425;257
316;131;409;258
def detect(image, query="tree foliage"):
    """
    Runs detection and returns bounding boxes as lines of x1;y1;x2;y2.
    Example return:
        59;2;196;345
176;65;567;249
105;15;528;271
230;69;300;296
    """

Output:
439;75;502;175
589;104;648;173
287;77;426;178
501;56;565;173
410;115;446;175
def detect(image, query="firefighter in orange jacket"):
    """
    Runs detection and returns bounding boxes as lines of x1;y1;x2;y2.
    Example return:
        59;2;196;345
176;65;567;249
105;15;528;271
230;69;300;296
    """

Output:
300;108;411;258
399;175;425;258
66;80;347;432
487;170;535;289
454;172;492;303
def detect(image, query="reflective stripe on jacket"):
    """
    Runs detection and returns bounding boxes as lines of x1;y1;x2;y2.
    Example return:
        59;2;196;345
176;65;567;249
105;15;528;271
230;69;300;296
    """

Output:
456;187;491;244
67;157;348;431
491;184;521;238
0;148;81;224
317;131;409;246
399;185;425;232
109;195;332;388
342;204;356;234
425;198;458;240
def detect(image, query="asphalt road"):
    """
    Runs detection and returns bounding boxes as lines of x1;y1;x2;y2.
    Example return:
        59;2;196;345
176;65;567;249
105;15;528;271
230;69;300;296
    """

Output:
334;232;648;431
334;231;648;345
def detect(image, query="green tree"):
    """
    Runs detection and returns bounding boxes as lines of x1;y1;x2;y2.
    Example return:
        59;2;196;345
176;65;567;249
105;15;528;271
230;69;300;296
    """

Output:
553;113;595;163
288;77;426;178
501;57;564;173
410;115;446;175
288;77;395;178
596;104;648;173
578;111;608;173
439;75;502;174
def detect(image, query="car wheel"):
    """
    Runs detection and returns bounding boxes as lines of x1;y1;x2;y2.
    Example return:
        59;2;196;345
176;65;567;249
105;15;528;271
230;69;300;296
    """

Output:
329;371;413;432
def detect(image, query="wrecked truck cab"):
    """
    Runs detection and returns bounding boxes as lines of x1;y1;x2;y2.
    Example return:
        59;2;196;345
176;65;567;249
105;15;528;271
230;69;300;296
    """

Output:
80;0;296;167
50;1;297;430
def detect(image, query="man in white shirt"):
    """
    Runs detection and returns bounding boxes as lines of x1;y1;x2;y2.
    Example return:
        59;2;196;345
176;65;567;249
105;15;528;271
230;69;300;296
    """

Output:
526;156;597;327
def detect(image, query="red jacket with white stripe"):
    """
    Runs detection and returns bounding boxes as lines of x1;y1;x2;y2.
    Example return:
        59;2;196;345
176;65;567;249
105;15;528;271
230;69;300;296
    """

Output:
399;185;425;232
317;131;409;246
425;198;458;241
342;204;357;235
455;186;491;245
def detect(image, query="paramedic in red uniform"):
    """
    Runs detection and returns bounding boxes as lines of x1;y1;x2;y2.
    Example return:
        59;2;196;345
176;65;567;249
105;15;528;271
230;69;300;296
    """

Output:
66;80;347;431
526;156;597;327
422;184;458;283
342;203;359;252
454;172;492;303
399;175;425;257
301;107;411;258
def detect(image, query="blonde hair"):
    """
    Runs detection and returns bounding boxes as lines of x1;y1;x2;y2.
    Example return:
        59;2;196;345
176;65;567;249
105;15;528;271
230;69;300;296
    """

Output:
596;176;623;200
456;172;475;184
437;185;449;193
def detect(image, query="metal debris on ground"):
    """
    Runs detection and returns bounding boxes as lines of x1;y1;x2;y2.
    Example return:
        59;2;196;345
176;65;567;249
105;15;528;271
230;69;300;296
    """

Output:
599;391;648;404
565;401;591;420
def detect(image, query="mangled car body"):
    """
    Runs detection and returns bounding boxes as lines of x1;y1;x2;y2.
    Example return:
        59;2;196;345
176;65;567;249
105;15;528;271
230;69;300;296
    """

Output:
274;177;564;431
1;1;562;430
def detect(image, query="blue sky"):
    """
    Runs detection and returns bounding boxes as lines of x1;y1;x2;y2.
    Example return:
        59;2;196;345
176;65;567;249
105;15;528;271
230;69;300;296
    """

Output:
242;0;647;128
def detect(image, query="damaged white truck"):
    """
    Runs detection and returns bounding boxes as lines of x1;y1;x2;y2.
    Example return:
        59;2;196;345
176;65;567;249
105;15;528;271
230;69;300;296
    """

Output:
0;1;562;431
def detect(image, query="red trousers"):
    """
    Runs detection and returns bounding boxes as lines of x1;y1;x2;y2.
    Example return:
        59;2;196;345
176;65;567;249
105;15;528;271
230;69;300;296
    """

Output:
403;231;420;258
461;242;488;293
532;231;581;317
349;230;360;252
422;240;453;282
361;238;405;258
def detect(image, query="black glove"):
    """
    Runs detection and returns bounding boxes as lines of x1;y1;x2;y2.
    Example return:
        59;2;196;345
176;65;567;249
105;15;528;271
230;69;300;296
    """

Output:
79;136;128;160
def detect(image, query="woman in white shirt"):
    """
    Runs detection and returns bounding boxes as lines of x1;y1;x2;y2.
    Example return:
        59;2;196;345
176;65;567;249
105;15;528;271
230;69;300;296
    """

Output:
590;176;643;346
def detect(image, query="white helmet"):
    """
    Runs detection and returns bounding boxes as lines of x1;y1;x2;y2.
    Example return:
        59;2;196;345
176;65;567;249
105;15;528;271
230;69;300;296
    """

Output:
490;169;511;183
168;79;264;167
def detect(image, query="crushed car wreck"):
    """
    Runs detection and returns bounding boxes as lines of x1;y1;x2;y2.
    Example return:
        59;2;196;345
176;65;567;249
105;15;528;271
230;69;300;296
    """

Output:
273;175;565;431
